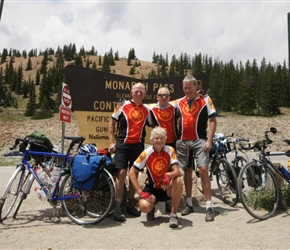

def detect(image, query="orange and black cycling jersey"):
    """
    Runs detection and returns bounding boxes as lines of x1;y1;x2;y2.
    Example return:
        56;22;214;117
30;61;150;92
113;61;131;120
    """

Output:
175;95;216;140
149;103;177;144
133;145;178;189
111;100;152;144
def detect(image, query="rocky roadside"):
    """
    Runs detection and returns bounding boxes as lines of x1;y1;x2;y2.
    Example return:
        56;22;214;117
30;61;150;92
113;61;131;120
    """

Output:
1;109;290;165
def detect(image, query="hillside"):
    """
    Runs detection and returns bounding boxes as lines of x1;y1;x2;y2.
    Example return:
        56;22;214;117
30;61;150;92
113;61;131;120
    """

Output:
0;55;160;164
1;55;158;83
0;54;160;108
1;55;290;165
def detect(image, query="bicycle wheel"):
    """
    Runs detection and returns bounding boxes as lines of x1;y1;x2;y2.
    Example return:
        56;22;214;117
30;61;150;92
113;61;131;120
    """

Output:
0;165;26;221
238;161;279;220
215;158;238;207
233;156;248;176
60;169;115;225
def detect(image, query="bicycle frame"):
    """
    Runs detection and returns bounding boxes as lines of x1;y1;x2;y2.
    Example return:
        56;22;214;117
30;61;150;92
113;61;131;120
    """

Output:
257;151;290;185
209;134;230;176
12;150;79;202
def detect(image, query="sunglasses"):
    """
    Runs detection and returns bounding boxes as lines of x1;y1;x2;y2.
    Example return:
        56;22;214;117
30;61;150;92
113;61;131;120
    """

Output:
158;94;170;98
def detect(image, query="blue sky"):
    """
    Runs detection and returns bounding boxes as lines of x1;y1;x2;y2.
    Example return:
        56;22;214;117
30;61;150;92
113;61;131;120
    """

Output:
0;0;289;66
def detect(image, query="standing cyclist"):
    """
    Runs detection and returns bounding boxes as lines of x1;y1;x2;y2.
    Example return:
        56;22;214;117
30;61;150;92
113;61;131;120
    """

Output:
108;82;152;222
175;74;217;222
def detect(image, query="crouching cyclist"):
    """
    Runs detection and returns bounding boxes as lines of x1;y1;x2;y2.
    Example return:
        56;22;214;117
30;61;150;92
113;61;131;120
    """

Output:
128;127;183;228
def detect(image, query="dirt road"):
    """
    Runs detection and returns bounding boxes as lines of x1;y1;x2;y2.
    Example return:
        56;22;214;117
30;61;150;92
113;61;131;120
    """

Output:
1;165;290;250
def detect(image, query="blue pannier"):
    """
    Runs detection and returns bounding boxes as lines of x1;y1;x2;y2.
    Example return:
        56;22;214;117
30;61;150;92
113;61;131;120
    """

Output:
71;154;112;191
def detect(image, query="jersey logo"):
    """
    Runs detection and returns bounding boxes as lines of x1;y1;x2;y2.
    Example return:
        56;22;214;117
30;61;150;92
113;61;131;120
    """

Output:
129;107;145;123
151;157;168;176
182;102;200;116
157;108;174;122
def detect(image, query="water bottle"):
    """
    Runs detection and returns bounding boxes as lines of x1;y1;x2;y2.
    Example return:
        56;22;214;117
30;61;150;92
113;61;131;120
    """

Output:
51;165;61;184
278;165;290;180
42;159;53;172
34;187;47;201
36;168;52;186
36;168;45;182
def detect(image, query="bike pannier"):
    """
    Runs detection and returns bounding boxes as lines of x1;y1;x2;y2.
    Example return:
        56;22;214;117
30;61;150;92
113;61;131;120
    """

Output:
71;154;112;191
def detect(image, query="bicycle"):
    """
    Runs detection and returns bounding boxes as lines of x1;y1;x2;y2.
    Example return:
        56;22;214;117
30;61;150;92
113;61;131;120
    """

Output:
206;133;238;207
237;127;290;220
226;137;249;176
0;135;115;225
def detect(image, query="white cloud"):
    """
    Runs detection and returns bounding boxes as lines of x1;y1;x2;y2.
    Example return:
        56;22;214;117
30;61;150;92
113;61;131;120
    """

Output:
0;1;289;65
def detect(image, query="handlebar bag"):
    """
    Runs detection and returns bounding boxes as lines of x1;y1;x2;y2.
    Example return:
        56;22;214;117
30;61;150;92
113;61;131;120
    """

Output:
71;154;112;191
22;131;54;153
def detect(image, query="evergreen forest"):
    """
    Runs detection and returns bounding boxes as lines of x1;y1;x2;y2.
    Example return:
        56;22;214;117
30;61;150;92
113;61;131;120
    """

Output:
0;43;289;119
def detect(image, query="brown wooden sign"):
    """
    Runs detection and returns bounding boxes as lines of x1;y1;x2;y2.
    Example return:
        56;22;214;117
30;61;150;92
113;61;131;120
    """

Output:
64;65;209;148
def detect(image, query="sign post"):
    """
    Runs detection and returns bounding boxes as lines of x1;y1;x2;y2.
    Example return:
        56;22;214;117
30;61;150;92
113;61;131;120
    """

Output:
60;82;72;153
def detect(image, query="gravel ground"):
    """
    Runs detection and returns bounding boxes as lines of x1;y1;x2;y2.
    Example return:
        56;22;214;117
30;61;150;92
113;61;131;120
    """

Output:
1;110;290;249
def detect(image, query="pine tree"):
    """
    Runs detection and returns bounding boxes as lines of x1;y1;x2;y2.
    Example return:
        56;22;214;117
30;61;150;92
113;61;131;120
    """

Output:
102;53;110;72
129;66;135;75
276;61;289;107
114;51;119;60
204;55;213;78
169;55;177;76
25;57;32;71
32;96;53;119
25;82;37;116
220;60;236;111
22;50;27;58
152;51;157;63
39;70;53;109
0;48;8;64
40;50;48;74
89;46;96;55
35;69;41;86
22;79;29;98
74;54;83;66
193;53;203;74
108;48;115;66
79;46;86;57
236;61;256;115
4;56;14;85
208;61;222;113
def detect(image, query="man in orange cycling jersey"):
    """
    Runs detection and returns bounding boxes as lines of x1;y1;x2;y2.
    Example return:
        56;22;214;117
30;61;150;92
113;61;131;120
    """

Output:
175;74;217;222
108;82;152;222
150;87;177;149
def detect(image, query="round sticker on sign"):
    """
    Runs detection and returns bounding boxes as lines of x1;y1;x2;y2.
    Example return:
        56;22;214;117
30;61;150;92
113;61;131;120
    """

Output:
62;83;72;108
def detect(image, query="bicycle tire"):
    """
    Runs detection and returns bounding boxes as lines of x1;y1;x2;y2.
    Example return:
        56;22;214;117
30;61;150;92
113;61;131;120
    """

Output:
60;169;115;225
233;156;248;176
215;158;238;207
238;161;279;220
0;165;26;221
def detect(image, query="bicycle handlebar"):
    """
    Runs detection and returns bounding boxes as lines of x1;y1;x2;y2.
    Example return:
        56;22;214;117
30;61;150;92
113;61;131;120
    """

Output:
213;133;234;142
9;138;25;150
239;127;290;152
9;136;86;152
227;138;249;143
